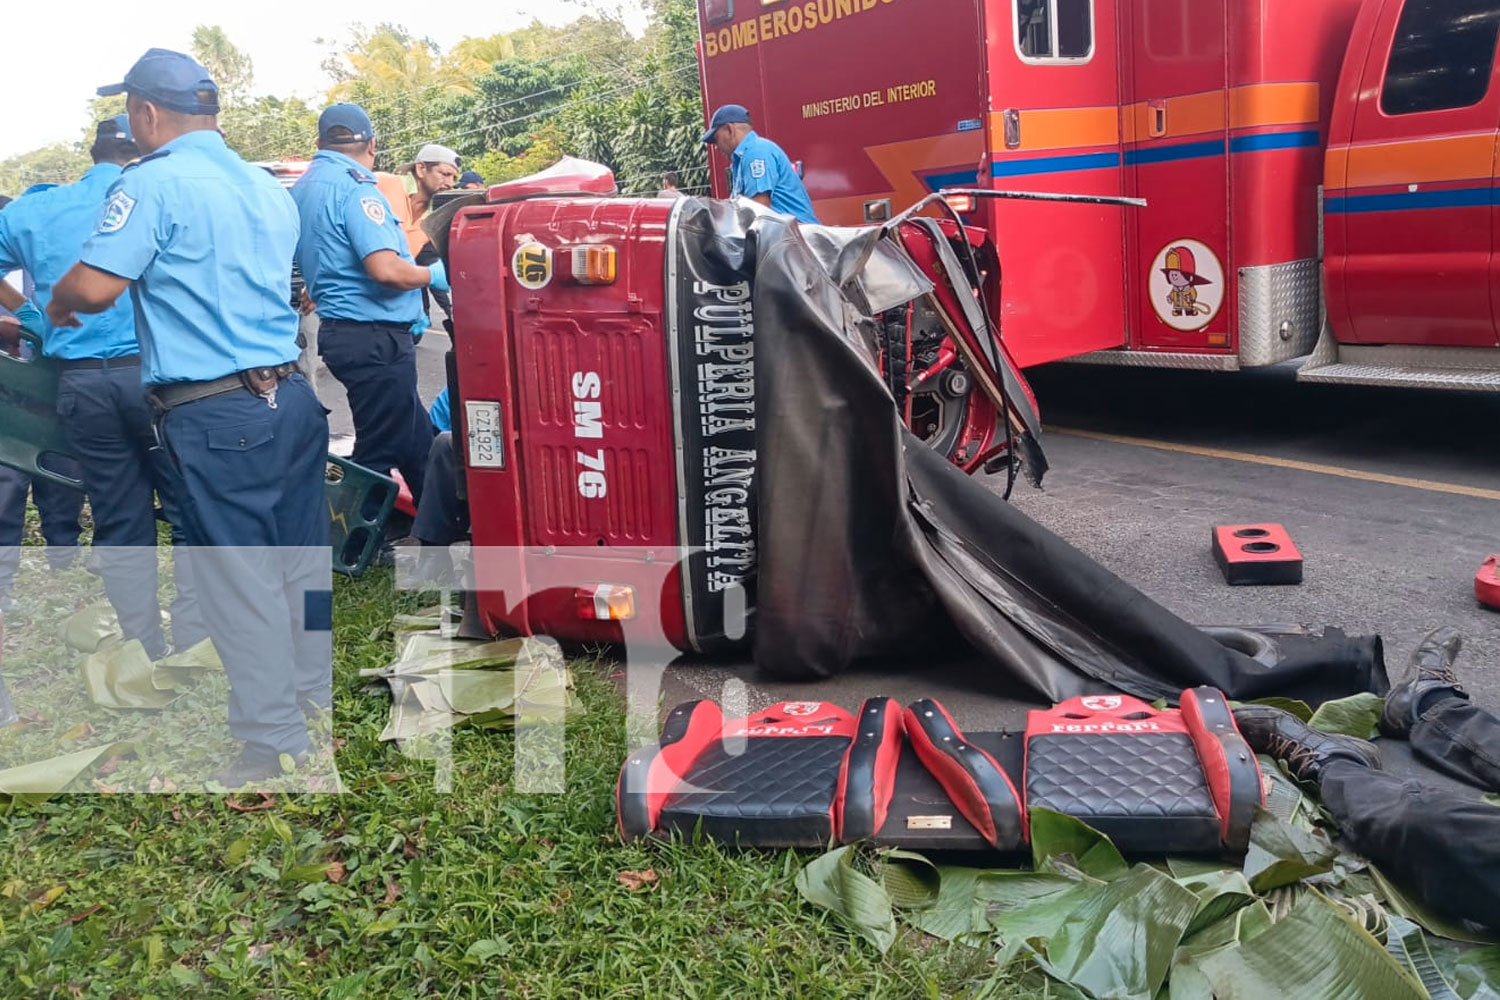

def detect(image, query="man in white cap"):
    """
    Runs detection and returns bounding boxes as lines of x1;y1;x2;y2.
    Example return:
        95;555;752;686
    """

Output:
379;143;461;260
375;143;460;337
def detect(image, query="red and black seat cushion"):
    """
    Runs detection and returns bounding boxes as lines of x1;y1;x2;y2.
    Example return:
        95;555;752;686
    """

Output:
1178;686;1263;853
1023;690;1262;854
618;699;903;847
620;689;1261;856
902;698;1025;849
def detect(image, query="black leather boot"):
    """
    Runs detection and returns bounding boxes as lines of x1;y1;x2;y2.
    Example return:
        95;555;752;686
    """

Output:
1232;705;1381;784
1380;627;1469;739
208;745;310;790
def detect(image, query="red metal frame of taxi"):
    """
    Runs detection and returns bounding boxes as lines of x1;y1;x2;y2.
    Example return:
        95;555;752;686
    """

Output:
446;181;1042;648
696;0;1360;369
448;196;691;647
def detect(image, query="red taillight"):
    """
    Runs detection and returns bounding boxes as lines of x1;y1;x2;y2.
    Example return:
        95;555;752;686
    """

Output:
574;585;636;621
946;194;977;214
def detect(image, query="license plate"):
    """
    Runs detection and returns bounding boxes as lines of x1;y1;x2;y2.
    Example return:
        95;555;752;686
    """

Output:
464;400;505;469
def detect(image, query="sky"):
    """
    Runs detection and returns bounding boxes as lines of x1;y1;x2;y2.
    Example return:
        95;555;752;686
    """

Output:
2;0;650;160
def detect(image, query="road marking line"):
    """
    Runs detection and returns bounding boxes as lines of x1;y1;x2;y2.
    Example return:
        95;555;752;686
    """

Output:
1050;426;1500;502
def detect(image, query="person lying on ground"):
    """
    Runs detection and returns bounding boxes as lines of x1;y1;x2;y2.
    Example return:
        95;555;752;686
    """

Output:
1235;626;1500;930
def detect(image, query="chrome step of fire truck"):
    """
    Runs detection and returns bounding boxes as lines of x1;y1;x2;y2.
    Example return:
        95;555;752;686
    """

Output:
1297;327;1500;393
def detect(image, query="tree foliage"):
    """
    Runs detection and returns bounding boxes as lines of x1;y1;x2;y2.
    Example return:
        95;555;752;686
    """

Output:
0;145;90;198
324;24;479;169
550;0;709;194
192;25;255;103
5;2;710;192
187;25;318;163
222;97;321;164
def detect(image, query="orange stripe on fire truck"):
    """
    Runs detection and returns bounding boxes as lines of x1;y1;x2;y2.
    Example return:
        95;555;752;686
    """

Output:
986;82;1321;154
1328;133;1498;192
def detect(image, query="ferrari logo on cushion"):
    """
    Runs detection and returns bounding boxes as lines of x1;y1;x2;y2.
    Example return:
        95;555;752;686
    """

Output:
782;701;823;716
1081;696;1123;711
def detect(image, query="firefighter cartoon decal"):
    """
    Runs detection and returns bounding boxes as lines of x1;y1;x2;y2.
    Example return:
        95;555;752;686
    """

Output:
1149;240;1224;332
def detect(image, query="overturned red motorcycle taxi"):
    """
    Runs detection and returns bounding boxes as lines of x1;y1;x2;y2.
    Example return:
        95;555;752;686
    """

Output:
438;160;1055;654
431;161;1384;708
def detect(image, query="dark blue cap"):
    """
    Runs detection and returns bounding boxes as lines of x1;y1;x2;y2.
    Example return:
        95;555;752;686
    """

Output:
95;114;134;144
98;48;220;116
458;170;484;188
318;103;375;144
702;104;751;144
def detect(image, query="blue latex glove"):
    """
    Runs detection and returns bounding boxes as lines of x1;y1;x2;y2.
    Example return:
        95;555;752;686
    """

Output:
410;312;430;344
14;301;43;333
427;260;450;293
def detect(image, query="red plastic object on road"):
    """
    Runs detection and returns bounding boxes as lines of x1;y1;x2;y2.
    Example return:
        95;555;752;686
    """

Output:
1477;556;1500;611
1212;524;1304;586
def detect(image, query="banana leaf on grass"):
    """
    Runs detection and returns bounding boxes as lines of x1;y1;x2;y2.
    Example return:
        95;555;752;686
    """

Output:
360;631;580;745
62;604;222;710
79;638;221;710
796;806;1500;998
0;742;133;803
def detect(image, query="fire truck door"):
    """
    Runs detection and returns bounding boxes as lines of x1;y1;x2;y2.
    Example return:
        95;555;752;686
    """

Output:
985;0;1129;366
1121;0;1229;354
1337;0;1500;348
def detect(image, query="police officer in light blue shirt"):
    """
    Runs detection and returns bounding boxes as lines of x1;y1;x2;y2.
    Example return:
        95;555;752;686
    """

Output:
49;48;333;789
0;116;202;657
703;104;819;225
0;200;83;611
292;104;444;522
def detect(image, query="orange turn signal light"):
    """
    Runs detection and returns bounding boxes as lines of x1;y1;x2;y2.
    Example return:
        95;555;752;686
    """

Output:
570;245;618;285
946;194;977;214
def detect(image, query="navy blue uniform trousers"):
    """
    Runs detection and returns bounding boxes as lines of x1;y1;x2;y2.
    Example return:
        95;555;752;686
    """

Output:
58;363;204;656
411;432;468;547
0;461;84;597
159;375;331;756
318;320;433;507
1321;695;1500;930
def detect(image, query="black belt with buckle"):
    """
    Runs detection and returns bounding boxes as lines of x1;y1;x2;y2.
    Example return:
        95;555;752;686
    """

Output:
58;354;141;371
146;362;299;413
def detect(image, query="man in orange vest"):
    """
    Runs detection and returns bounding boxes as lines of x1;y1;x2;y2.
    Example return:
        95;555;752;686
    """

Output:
375;144;460;334
374;143;460;258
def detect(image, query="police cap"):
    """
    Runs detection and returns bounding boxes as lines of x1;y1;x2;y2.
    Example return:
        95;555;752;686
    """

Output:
701;104;751;144
95;114;134;143
98;48;220;116
319;103;375;145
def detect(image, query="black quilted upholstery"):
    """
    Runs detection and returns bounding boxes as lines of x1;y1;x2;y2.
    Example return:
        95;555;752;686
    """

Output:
659;737;848;846
1027;733;1222;853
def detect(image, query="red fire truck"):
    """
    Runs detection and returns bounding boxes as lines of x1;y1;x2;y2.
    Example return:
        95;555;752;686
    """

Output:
697;0;1500;391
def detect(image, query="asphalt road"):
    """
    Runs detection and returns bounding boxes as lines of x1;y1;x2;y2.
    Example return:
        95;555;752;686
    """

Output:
349;337;1500;755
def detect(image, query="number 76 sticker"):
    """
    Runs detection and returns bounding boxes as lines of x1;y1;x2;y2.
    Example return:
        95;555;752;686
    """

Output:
512;242;553;290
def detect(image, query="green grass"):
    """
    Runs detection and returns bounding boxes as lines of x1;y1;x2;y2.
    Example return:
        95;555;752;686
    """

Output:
1;562;1048;999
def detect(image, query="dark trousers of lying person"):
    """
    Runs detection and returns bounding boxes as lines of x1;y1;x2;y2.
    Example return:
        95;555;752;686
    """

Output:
1319;693;1500;930
1239;628;1500;931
